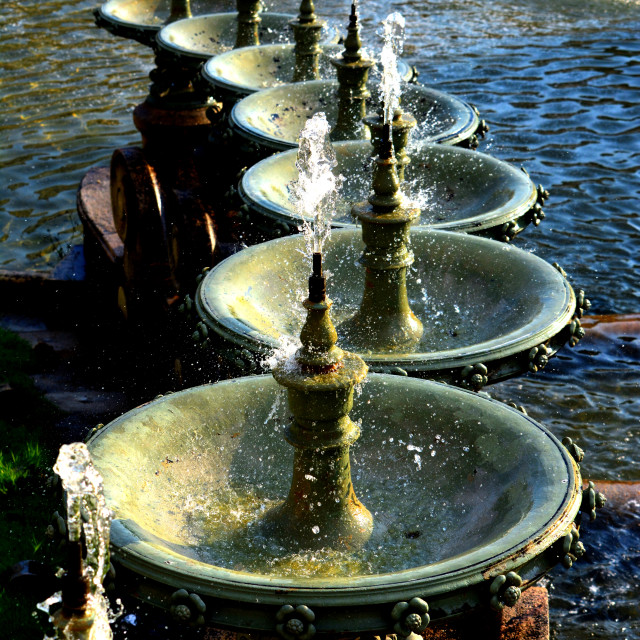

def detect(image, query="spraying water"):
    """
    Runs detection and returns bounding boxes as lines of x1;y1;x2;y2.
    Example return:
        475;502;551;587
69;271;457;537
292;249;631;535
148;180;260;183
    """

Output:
38;443;115;640
291;113;343;257
379;12;405;127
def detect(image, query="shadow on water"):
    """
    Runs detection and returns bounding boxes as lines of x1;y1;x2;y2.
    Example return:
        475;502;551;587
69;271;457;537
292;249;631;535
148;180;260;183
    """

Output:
0;0;639;638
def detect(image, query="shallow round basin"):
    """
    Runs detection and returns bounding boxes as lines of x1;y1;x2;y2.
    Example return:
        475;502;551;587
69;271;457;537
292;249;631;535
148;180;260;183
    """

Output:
230;80;479;151
157;14;338;67
195;229;578;383
202;43;413;100
95;0;233;46
240;141;539;239
88;374;581;631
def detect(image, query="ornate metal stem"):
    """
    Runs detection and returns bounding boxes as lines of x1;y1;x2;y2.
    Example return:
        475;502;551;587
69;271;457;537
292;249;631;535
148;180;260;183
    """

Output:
290;0;325;82
266;252;371;551
235;0;261;48
168;0;192;23
330;3;374;141
51;540;95;639
343;126;423;351
364;109;417;183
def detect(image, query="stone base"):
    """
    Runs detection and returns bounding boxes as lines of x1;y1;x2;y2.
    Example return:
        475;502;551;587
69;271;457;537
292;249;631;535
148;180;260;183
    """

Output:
76;165;123;281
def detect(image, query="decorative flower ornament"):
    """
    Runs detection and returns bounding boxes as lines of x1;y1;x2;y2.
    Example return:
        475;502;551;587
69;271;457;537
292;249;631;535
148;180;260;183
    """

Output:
528;344;549;373
580;481;606;522
500;220;518;243
169;589;207;626
276;604;316;640
489;571;522;611
460;363;489;391
574;289;591;319
560;523;585;569
536;183;550;205
527;202;545;227
568;317;585;347
391;597;430;638
561;437;584;465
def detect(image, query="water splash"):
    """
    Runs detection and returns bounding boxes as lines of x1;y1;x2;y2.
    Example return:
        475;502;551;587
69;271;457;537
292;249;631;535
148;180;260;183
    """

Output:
54;443;111;593
379;12;405;126
38;443;116;639
291;113;343;256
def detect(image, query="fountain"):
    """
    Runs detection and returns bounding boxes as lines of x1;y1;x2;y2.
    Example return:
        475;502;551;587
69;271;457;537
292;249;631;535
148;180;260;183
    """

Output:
193;110;581;386
84;0;339;325
199;2;414;104
86;184;595;635
239;141;546;240
38;443;114;639
227;10;483;154
156;0;341;100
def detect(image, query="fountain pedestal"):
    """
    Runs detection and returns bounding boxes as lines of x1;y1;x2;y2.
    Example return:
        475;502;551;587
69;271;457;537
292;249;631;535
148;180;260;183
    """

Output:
265;258;371;551
342;132;423;352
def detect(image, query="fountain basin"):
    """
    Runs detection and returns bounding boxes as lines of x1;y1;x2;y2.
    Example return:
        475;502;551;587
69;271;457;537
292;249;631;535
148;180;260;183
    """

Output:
194;229;579;384
201;43;413;101
230;80;479;151
240;141;539;239
88;375;581;631
95;0;232;46
157;14;339;68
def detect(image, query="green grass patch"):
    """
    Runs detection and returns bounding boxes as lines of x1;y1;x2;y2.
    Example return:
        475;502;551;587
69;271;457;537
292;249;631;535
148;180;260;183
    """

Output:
0;328;61;637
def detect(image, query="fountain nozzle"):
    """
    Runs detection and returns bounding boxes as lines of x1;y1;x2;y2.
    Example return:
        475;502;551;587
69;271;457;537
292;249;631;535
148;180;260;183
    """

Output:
308;251;326;303
61;540;90;618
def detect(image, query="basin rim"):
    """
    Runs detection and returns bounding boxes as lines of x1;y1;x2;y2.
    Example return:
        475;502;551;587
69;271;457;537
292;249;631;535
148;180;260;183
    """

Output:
202;43;412;97
230;80;479;150
89;374;581;607
239;140;538;234
196;228;576;373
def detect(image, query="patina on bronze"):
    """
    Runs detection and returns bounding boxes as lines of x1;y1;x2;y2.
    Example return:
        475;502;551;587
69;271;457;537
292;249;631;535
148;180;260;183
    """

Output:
365;109;417;183
329;2;374;141
290;0;326;82
342;125;423;352
264;252;371;551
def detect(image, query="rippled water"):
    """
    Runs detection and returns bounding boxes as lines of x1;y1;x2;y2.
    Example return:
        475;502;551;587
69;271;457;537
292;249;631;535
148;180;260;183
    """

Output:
1;0;639;637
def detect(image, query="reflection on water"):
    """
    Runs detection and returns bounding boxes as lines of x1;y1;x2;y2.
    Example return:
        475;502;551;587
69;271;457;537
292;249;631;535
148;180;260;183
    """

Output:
1;0;639;637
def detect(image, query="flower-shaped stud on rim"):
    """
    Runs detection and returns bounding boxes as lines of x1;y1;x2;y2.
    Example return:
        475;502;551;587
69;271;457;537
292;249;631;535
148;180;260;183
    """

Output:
568;317;585;347
528;344;549;373
460;363;489;391
489;571;523;611
561;437;584;465
574;289;591;319
276;604;316;640
391;597;430;638
169;589;207;626
560;523;585;569
580;481;606;522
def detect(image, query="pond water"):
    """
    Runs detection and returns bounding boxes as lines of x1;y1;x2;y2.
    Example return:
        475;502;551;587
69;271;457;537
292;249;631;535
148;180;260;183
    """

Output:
1;0;639;638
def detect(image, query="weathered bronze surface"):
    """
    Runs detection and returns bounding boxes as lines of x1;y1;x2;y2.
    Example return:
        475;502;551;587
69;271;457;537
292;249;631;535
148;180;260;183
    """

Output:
195;229;579;384
230;80;480;151
266;254;371;551
88;374;582;631
342;129;423;352
239;141;542;240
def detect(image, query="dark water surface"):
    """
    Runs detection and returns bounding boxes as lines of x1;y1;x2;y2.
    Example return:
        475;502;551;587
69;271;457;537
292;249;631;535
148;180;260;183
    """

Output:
1;0;639;638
